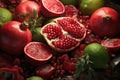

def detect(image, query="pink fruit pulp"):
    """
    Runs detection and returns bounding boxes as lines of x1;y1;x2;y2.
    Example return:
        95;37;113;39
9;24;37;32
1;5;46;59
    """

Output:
101;38;120;52
40;0;65;17
41;17;86;52
24;42;53;61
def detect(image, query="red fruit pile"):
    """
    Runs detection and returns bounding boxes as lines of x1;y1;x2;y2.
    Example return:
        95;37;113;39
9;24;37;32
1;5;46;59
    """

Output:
0;0;120;80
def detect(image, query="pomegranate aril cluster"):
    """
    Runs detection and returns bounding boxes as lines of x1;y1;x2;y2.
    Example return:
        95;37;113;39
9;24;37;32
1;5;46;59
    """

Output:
49;54;77;79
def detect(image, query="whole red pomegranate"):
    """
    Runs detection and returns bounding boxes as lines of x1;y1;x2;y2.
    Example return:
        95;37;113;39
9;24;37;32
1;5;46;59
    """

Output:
15;0;41;22
0;21;32;55
89;7;120;37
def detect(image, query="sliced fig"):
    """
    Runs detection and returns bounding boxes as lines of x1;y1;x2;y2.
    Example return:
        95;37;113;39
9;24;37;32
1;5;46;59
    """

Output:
41;17;86;52
24;42;53;66
40;0;65;17
101;38;120;52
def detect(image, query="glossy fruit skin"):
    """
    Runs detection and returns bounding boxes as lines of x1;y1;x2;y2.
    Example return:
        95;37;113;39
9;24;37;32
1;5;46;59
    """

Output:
83;43;109;69
41;17;86;52
101;38;120;52
79;0;104;15
26;76;43;80
24;42;53;66
0;21;32;55
15;0;41;22
89;7;120;37
40;0;65;17
0;8;13;27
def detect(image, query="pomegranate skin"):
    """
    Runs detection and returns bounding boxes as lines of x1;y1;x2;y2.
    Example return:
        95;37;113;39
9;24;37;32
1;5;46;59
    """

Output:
89;7;120;37
15;0;41;22
0;21;32;55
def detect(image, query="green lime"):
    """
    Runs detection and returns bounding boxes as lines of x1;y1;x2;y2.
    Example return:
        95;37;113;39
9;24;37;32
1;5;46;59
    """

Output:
0;8;13;27
60;0;78;6
26;76;43;80
79;0;105;15
83;43;109;69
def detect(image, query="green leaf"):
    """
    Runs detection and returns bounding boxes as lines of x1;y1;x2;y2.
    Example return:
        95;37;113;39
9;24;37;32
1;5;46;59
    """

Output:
20;14;26;18
73;54;95;80
26;12;32;22
33;9;38;19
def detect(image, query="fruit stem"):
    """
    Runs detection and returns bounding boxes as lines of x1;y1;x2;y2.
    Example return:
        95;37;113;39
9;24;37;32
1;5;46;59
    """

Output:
103;14;111;21
20;10;44;30
20;22;29;30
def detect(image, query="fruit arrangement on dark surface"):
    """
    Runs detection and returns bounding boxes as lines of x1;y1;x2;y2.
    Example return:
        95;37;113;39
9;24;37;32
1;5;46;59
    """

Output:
0;0;120;80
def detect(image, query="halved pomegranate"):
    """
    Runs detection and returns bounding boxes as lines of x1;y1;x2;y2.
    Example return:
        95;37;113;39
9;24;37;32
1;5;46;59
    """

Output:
24;42;53;66
101;38;120;52
41;17;86;52
40;0;65;17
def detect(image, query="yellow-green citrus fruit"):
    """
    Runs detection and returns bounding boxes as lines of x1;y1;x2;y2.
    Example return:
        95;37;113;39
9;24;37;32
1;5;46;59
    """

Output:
79;0;105;15
0;8;13;27
26;76;43;80
83;43;109;69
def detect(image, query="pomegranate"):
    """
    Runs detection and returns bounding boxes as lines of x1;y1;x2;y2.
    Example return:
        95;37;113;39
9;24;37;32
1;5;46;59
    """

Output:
0;21;32;55
15;0;41;22
71;44;86;58
63;58;76;74
41;17;86;52
40;0;65;17
101;38;120;52
89;7;120;37
50;54;73;78
84;33;102;44
24;42;53;65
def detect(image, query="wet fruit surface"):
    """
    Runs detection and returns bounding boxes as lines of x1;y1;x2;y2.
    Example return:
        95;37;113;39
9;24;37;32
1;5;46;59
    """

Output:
0;7;13;27
79;0;105;15
83;43;109;68
89;7;120;37
41;17;86;52
0;21;32;55
24;42;53;65
40;0;65;17
0;0;120;80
